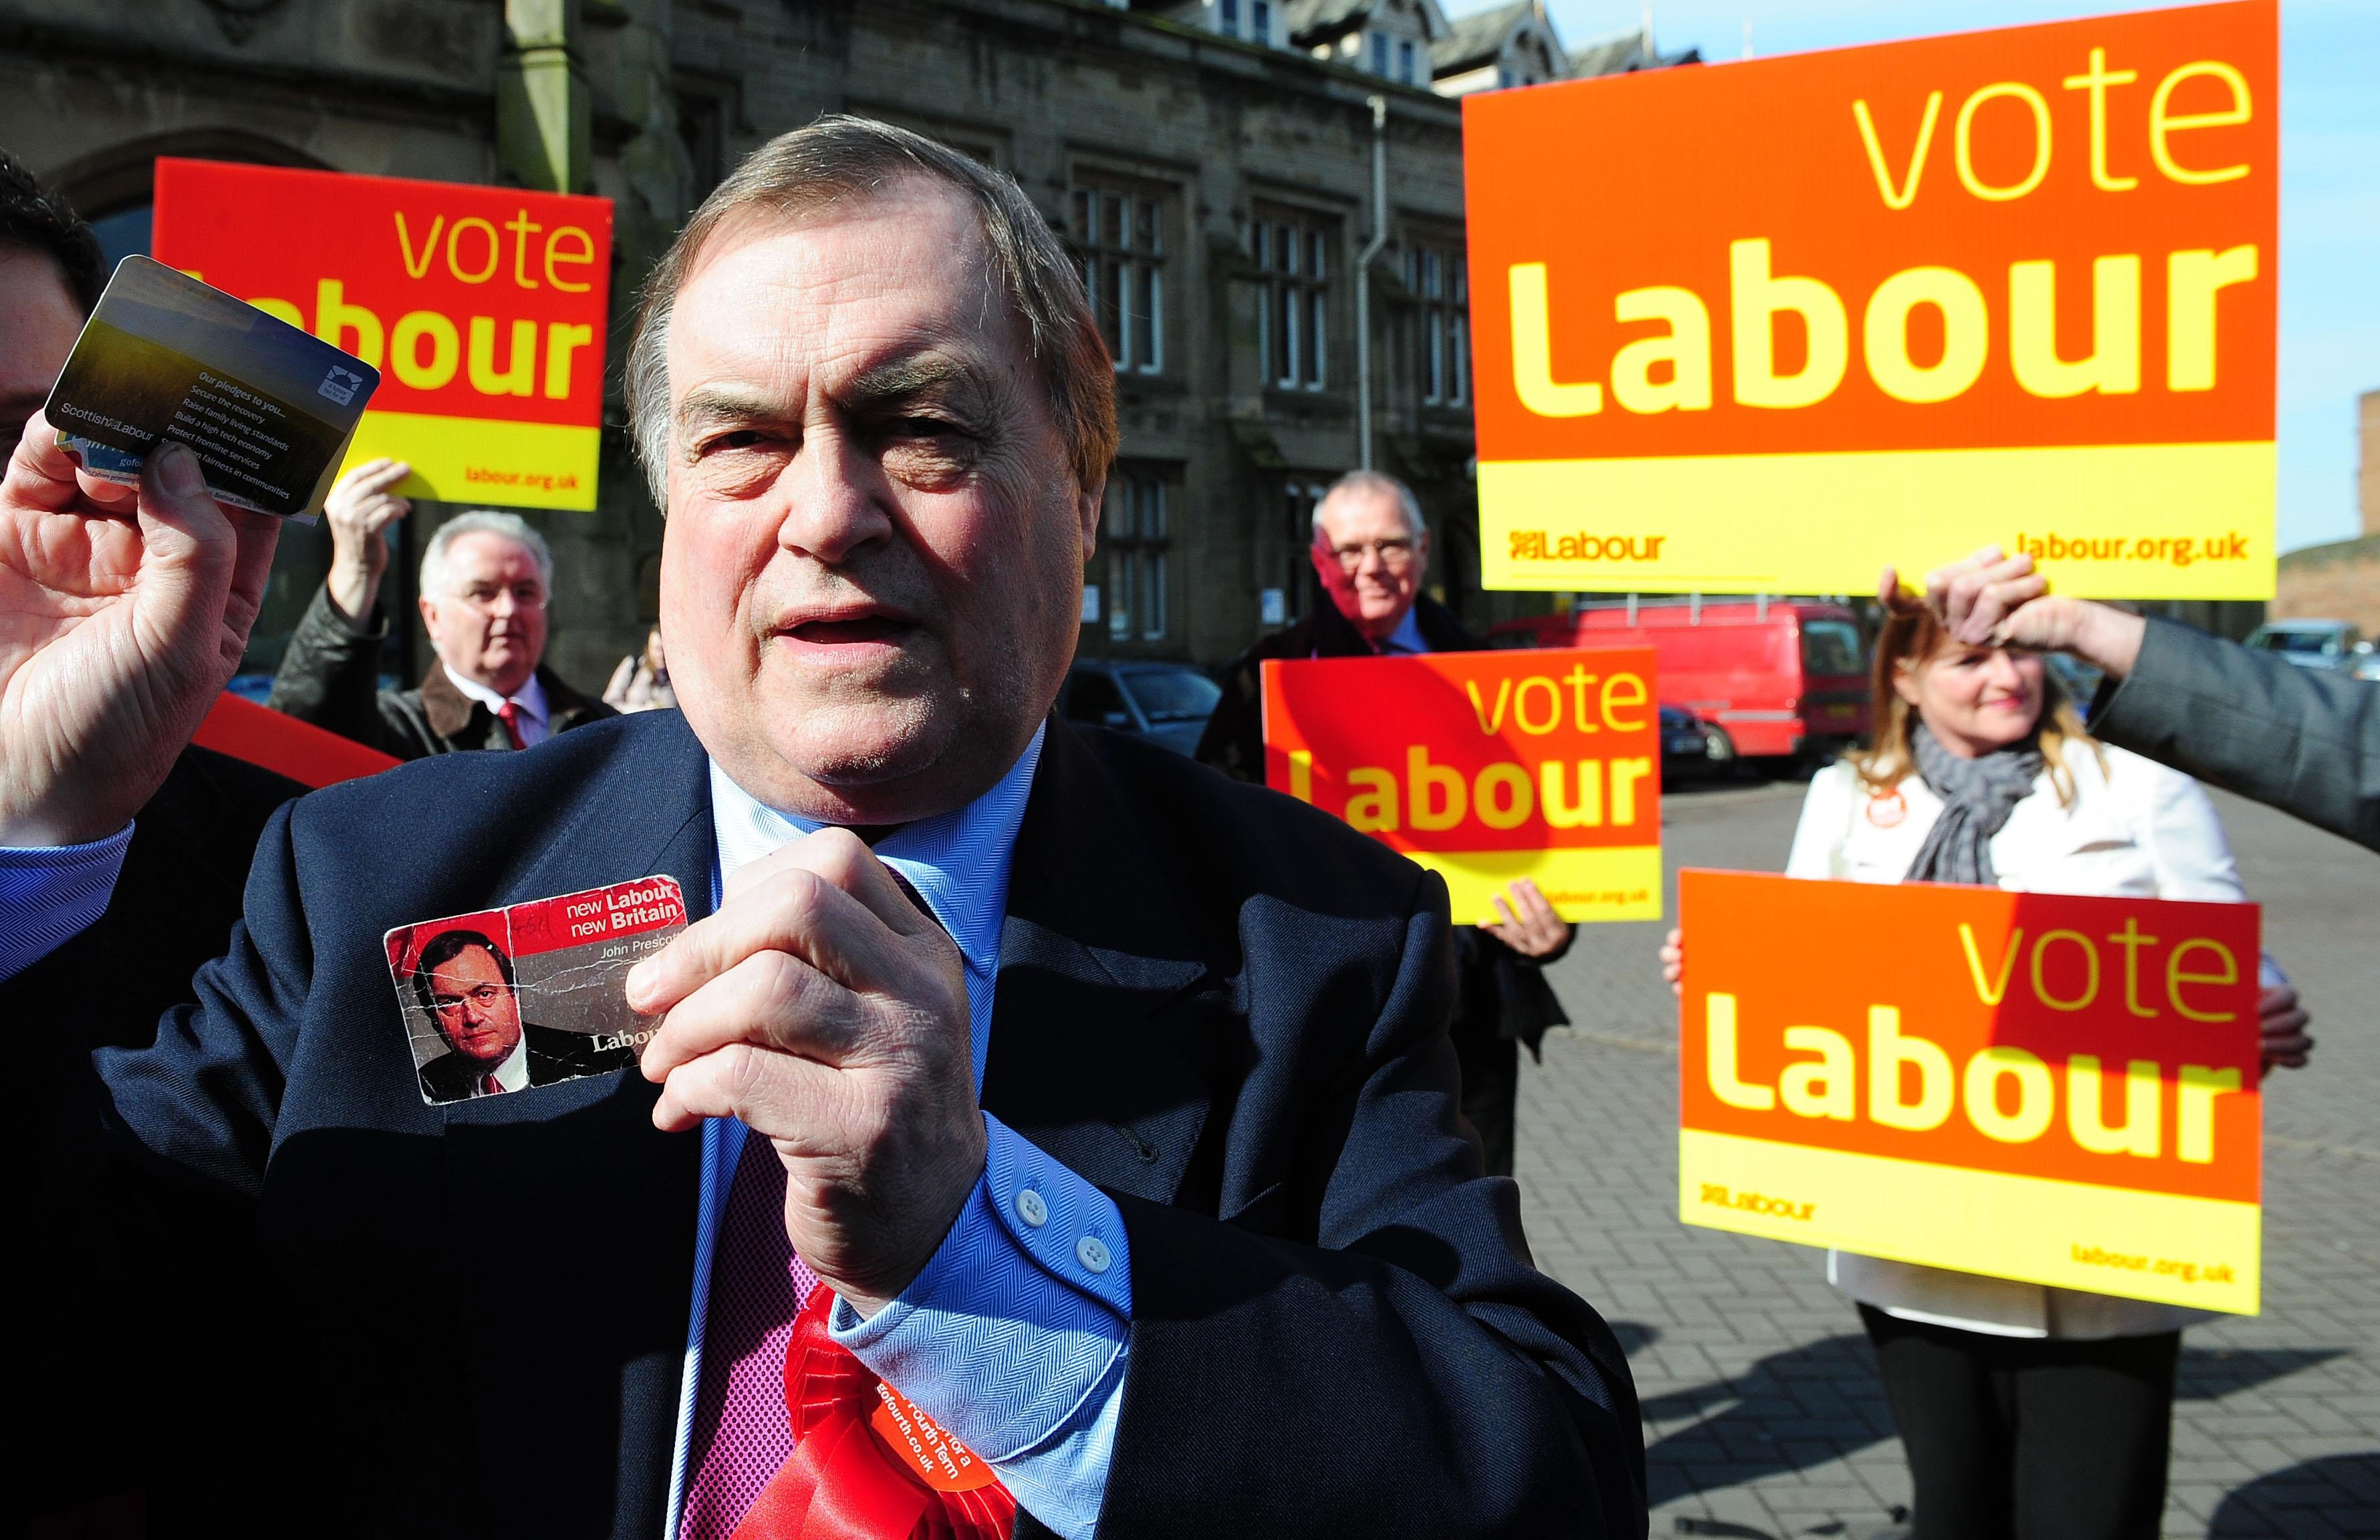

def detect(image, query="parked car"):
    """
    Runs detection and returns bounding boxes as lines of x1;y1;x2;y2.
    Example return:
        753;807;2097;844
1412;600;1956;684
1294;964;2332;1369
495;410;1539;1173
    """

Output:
2243;619;2366;671
1661;700;1735;781
2354;649;2380;684
1490;598;1871;765
1059;660;1221;755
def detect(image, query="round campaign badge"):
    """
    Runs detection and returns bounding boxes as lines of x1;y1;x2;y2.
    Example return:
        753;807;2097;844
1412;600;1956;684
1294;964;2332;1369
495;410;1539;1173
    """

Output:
870;1383;1003;1493
1865;789;1908;828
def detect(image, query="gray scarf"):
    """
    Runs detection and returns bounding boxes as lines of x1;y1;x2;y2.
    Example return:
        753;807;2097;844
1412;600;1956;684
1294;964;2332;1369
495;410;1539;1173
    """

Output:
1903;723;2042;887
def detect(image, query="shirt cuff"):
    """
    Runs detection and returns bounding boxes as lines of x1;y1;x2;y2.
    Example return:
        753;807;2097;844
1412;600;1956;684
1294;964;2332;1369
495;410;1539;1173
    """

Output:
0;822;135;983
829;1114;1130;1534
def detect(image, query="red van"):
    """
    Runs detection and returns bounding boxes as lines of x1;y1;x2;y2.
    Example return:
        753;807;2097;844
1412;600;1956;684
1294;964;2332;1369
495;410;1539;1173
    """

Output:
1488;598;1871;763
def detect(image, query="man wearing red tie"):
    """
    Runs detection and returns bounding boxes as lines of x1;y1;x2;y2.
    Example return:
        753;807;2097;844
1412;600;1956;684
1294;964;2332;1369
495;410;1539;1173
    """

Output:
269;487;614;756
2;117;1641;1538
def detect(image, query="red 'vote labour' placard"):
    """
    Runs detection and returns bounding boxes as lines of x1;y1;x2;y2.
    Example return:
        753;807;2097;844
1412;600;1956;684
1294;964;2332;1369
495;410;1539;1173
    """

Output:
1464;0;2276;600
1679;870;2262;1313
152;159;613;511
1261;648;1662;924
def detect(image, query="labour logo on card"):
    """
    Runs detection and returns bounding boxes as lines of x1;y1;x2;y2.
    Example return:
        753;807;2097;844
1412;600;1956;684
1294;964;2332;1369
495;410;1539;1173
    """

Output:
383;877;688;1106
317;365;365;406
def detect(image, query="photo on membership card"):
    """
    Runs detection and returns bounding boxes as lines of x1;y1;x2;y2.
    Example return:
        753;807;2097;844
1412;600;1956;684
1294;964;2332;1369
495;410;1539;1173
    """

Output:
383;878;689;1108
43;255;380;520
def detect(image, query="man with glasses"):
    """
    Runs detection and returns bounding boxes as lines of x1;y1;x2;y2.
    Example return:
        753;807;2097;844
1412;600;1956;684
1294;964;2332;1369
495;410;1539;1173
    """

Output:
1198;469;1576;1178
269;470;614;757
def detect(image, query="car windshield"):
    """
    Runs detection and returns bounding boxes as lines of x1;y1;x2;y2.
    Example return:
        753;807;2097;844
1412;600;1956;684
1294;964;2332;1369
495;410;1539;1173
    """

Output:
1121;669;1222;722
1800;620;1865;678
1063;670;1130;724
2255;630;2339;655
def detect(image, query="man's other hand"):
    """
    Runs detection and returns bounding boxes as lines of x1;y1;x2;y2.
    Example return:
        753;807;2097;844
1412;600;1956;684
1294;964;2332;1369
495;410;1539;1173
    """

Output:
1483;877;1567;958
630;829;982;1316
0;416;278;847
1879;547;2147;680
324;457;410;623
2259;983;2313;1075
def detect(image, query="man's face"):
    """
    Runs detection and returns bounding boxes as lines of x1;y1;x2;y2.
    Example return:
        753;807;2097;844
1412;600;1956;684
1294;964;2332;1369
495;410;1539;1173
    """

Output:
1313;486;1429;642
658;182;1099;824
424;944;523;1067
420;531;549;698
0;247;83;451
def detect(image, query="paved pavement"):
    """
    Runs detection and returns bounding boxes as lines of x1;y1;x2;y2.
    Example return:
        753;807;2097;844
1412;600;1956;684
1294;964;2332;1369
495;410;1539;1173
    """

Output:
1522;775;2380;1539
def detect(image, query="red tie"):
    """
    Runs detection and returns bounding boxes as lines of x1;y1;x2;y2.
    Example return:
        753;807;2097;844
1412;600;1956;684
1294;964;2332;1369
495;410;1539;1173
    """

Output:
495;700;526;749
684;1136;1015;1540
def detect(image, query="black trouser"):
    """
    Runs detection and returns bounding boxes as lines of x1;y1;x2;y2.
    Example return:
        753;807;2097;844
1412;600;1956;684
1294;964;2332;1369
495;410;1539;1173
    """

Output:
1453;1023;1518;1178
1860;1305;2179;1540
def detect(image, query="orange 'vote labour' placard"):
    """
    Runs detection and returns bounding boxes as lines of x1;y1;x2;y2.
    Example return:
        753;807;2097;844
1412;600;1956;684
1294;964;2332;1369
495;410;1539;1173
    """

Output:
1262;648;1661;924
1679;870;2261;1313
153;159;612;511
1464;0;2276;601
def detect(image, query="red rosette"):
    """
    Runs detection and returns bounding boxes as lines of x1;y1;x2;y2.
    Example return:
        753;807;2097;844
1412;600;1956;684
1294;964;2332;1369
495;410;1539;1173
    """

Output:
731;1287;1017;1540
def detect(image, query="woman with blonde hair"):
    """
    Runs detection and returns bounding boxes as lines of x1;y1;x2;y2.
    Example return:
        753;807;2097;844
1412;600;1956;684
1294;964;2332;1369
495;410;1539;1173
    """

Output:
1662;573;2312;1540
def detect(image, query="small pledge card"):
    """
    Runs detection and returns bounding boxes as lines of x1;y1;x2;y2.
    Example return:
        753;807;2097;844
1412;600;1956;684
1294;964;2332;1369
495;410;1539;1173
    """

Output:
44;255;379;519
384;877;688;1108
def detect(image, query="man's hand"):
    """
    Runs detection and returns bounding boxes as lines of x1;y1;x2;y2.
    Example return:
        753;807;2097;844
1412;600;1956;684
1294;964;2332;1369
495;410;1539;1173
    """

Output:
2259;983;2312;1075
1483;877;1568;958
323;458;410;624
1879;547;2147;680
0;415;279;847
1658;927;1683;1000
630;829;982;1316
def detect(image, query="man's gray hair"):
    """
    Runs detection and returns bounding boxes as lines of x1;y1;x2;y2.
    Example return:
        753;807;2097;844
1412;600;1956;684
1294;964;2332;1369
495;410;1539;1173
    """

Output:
419;510;554;599
624;115;1118;508
1313;469;1426;541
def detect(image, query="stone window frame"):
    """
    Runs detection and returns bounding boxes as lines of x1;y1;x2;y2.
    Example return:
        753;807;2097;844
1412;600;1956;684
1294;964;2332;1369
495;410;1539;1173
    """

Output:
1214;0;1273;44
1279;475;1334;624
1248;203;1335;393
1070;175;1172;378
1404;237;1470;409
1103;464;1177;644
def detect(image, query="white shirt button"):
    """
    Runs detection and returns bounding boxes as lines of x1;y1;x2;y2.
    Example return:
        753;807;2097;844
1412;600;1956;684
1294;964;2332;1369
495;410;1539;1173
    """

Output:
1015;1188;1048;1228
1076;1235;1111;1275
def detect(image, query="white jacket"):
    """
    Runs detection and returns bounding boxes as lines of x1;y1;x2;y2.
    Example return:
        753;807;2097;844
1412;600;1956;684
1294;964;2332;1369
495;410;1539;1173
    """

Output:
1786;739;2256;1339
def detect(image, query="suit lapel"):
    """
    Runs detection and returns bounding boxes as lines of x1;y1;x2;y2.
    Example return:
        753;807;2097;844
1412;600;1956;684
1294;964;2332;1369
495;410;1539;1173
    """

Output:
434;713;718;1533
982;722;1218;1208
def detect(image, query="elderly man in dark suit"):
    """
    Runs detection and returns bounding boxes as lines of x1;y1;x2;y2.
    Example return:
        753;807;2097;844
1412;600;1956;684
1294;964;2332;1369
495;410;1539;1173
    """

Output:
1198;469;1577;1179
269;485;616;758
1;118;1643;1539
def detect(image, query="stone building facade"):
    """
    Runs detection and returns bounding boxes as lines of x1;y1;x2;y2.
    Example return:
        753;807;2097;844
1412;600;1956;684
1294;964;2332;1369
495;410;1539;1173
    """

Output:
2;0;1537;685
2271;388;2380;634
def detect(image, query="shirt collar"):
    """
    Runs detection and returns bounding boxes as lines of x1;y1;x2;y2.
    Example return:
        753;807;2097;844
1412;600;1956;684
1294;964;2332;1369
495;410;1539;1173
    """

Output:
706;722;1047;997
491;1034;531;1094
443;664;548;726
1380;606;1429;655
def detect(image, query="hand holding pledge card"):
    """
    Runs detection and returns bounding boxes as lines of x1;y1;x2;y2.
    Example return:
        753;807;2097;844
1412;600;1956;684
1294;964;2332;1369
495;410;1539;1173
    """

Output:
43;255;380;520
386;878;688;1106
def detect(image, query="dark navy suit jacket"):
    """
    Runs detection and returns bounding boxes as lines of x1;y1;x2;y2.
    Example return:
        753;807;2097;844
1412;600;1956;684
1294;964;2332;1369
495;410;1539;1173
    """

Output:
92;709;1644;1537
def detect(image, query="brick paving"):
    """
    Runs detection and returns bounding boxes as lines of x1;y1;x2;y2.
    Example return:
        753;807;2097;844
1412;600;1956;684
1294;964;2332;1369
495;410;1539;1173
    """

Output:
1522;778;2380;1539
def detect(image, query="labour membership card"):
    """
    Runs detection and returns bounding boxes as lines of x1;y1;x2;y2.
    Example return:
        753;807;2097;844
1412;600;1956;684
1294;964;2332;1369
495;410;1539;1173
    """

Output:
44;255;380;519
384;878;688;1108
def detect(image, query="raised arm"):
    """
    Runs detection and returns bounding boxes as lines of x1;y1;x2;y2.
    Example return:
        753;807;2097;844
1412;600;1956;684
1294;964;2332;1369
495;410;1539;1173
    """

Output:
1891;549;2380;853
1;416;277;849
